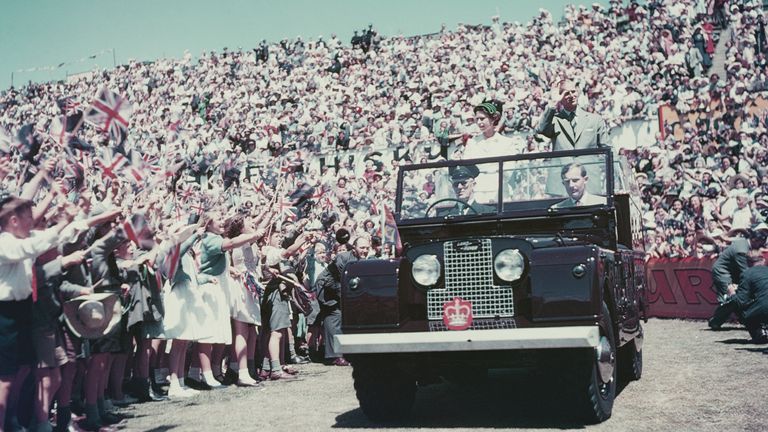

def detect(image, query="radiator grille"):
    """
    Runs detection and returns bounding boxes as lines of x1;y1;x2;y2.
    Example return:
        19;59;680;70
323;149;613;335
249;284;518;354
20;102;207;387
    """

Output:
426;239;515;320
429;318;517;332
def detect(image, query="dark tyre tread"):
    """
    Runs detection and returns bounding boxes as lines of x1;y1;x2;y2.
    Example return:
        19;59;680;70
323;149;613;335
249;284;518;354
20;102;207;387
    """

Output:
580;303;617;424
618;337;643;383
352;360;416;422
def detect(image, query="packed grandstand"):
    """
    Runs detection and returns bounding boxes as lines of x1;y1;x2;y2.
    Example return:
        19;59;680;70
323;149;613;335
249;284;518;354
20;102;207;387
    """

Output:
0;0;766;263
3;1;768;430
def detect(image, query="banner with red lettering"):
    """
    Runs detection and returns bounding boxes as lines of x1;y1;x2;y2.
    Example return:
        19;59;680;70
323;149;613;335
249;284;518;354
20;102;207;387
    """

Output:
646;257;718;319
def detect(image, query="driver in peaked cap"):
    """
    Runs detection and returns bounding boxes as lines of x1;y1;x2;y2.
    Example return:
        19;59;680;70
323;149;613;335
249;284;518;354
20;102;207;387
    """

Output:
435;164;496;217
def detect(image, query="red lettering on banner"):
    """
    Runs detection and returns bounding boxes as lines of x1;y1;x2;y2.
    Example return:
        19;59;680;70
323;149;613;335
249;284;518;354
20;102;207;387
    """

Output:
674;269;716;305
646;257;719;319
648;269;676;304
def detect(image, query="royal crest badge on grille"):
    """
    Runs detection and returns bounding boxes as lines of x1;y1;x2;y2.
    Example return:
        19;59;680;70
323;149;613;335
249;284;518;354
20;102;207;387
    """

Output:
442;297;473;330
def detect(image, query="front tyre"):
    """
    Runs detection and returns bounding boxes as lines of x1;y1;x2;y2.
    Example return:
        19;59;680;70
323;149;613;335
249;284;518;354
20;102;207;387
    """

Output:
618;325;643;383
352;358;416;422
578;302;617;423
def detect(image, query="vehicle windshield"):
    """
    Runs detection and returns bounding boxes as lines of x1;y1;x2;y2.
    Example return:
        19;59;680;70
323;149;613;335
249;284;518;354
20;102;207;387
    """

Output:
399;152;611;221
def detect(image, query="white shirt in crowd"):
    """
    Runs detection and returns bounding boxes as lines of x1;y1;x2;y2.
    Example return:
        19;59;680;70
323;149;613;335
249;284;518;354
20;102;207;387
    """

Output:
0;228;61;301
731;206;753;230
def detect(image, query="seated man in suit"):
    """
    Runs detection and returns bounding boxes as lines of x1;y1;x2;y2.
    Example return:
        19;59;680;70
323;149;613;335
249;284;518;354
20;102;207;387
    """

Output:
435;164;496;217
551;162;606;208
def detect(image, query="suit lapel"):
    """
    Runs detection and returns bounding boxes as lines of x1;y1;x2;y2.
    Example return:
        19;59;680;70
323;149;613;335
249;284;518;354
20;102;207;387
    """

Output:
555;116;576;147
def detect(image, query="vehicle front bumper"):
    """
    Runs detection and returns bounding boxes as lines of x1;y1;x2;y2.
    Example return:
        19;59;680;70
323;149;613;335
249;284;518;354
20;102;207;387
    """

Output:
335;326;599;354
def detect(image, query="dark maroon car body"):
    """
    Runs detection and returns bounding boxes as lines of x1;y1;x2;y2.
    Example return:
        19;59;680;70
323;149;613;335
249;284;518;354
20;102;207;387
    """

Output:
337;148;647;423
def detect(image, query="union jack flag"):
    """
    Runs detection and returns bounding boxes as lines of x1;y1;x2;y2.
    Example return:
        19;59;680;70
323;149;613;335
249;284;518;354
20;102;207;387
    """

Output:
158;243;182;282
320;196;334;211
122;151;155;184
123;212;150;248
188;201;206;215
177;182;197;201
278;197;298;221
84;88;132;143
125;163;146;184
63;157;85;191
95;149;128;180
56;97;81;114
48;112;84;146
142;153;162;174
309;186;326;200
248;178;266;194
145;160;185;190
243;272;264;300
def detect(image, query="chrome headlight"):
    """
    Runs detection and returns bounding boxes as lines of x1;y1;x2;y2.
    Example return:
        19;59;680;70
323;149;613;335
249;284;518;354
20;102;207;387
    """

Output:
494;249;525;282
412;254;441;287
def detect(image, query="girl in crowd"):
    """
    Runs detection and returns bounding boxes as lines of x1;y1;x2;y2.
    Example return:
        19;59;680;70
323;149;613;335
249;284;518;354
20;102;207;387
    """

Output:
226;211;273;386
196;211;268;388
156;222;210;398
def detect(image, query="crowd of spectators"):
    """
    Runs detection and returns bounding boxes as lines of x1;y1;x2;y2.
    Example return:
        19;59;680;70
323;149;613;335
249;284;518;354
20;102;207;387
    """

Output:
1;0;768;430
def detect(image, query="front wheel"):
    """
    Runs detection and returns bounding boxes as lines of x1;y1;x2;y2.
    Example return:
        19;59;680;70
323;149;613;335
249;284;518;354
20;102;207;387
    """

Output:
576;303;617;424
619;325;643;383
352;358;416;422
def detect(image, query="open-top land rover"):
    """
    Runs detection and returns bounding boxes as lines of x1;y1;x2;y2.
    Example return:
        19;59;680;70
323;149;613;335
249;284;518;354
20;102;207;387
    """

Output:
335;147;647;423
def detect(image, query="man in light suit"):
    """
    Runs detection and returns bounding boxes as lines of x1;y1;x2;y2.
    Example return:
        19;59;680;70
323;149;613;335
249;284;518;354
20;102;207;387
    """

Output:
551;163;606;208
535;79;609;151
537;79;610;196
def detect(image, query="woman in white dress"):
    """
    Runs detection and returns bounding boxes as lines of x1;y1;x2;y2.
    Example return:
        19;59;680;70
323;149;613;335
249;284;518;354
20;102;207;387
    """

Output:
196;212;267;387
462;100;517;160
461;100;516;204
225;218;264;386
157;228;213;398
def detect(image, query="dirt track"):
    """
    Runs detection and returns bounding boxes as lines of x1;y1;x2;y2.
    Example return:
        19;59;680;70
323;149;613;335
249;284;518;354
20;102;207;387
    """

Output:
118;319;768;432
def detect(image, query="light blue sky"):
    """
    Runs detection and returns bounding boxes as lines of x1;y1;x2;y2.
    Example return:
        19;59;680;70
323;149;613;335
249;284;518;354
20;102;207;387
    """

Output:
0;0;604;90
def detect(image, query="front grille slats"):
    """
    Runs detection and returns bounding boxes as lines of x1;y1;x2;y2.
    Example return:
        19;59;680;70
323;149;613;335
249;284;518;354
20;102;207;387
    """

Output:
426;239;515;320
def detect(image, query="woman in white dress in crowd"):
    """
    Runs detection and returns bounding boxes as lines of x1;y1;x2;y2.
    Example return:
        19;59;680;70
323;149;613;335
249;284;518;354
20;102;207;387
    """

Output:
195;211;269;388
225;212;272;386
157;224;212;398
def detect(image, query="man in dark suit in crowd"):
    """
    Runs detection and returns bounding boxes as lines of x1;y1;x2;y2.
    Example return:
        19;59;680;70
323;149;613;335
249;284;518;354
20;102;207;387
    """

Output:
315;237;371;366
435;164;496;217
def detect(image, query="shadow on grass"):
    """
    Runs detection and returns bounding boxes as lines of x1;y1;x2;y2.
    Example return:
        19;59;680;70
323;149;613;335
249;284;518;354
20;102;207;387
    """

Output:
702;326;745;332
717;338;756;345
734;347;768;353
333;368;624;429
144;426;179;432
